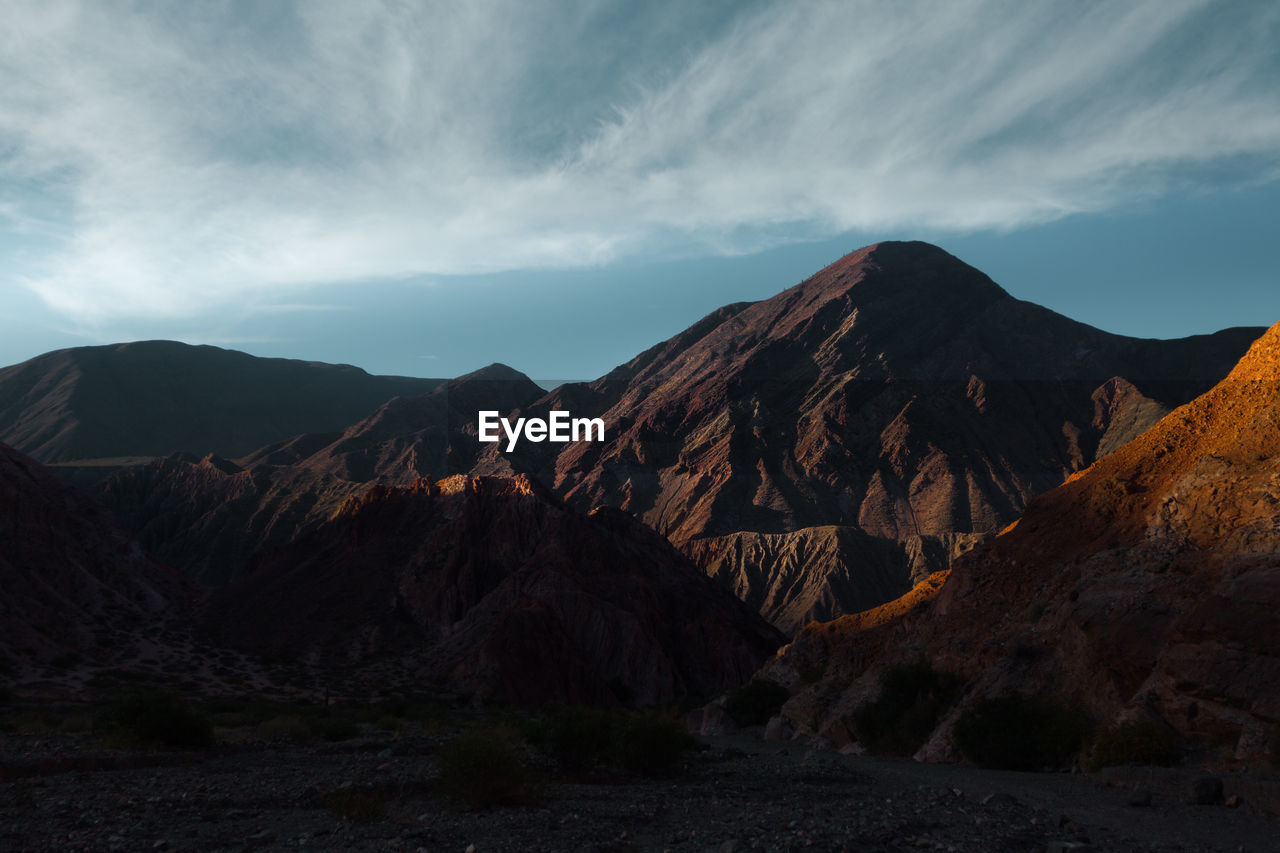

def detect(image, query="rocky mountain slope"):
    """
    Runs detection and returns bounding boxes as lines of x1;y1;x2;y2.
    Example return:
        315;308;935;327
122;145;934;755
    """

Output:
770;319;1280;759
97;364;543;585
478;242;1262;630
82;244;1263;632
0;441;196;684
205;474;784;706
0;341;442;464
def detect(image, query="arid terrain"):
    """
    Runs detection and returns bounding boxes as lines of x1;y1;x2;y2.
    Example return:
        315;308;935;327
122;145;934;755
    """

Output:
2;243;1277;852
3;708;1279;853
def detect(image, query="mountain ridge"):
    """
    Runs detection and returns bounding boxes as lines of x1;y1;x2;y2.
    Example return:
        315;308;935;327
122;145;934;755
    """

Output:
0;340;446;464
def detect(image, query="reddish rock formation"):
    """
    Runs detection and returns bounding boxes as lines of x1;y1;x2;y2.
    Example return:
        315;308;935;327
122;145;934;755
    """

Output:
0;442;195;683
771;320;1280;759
205;475;784;707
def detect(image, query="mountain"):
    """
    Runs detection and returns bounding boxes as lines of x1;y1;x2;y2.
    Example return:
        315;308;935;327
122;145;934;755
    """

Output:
478;242;1263;630
0;340;443;464
97;364;544;585
770;319;1280;759
80;243;1263;629
204;474;784;706
0;441;196;687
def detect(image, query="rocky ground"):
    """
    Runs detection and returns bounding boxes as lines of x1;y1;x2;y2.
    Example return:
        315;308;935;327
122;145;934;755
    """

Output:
3;716;1278;853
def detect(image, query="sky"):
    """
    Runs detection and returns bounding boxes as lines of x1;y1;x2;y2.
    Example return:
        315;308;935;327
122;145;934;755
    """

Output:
0;0;1277;381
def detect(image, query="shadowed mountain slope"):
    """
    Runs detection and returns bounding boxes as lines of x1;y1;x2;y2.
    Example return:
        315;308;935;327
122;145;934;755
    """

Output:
98;365;544;586
771;319;1280;759
0;341;443;464
205;474;784;706
477;242;1262;630
0;441;196;683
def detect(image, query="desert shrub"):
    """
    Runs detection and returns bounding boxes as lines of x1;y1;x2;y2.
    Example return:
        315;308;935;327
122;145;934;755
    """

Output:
436;729;540;809
375;715;405;733
56;712;94;733
257;714;313;743
799;665;827;685
323;786;388;822
308;713;359;742
726;679;790;726
528;706;694;777
96;690;214;749
1088;719;1180;770
371;693;449;724
953;694;1090;770
526;706;615;772
852;661;961;756
614;712;695;777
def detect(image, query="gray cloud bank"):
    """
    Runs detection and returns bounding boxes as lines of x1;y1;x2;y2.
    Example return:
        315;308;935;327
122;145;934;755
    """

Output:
1;0;1277;321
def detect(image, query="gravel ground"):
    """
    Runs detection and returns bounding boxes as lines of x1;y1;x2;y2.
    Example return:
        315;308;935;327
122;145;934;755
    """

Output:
2;728;1277;853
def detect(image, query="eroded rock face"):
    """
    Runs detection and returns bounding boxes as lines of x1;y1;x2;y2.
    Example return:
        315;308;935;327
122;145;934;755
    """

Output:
773;320;1280;758
683;527;983;633
0;442;195;680
205;475;784;707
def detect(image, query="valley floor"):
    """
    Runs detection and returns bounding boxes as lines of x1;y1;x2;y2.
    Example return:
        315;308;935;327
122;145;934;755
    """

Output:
3;726;1278;852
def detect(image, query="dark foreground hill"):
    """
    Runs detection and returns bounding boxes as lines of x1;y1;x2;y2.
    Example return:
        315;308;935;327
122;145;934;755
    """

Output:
0;441;195;682
204;474;784;706
0;340;443;464
770;319;1280;760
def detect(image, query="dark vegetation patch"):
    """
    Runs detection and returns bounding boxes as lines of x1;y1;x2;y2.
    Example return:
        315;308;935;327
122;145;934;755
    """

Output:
852;661;962;756
94;690;214;749
726;679;790;726
1087;719;1181;770
435;728;543;810
526;706;696;778
954;694;1091;771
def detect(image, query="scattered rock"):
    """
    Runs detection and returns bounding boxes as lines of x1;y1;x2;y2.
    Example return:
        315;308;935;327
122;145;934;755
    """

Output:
1189;775;1225;806
1126;788;1152;807
763;715;793;742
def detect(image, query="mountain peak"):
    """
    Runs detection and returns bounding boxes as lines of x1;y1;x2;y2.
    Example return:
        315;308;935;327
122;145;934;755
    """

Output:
454;362;536;384
805;240;1011;304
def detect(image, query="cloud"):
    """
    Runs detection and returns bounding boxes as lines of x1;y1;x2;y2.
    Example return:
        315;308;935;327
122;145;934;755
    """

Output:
1;0;1277;323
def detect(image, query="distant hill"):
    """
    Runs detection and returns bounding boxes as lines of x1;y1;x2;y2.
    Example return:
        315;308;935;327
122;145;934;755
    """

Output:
0;340;444;463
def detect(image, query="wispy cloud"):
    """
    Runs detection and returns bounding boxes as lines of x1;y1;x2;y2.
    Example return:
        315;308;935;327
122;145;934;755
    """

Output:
1;0;1277;324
